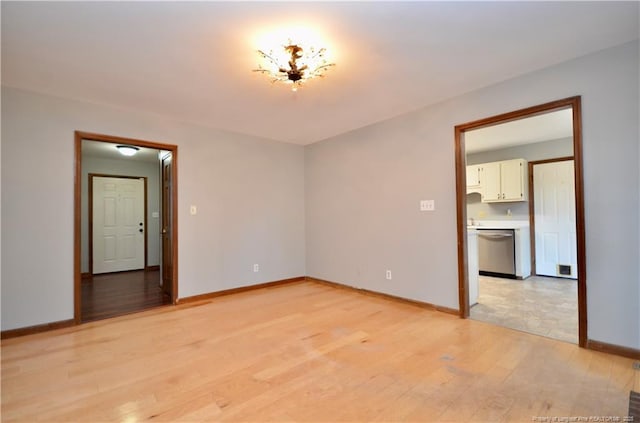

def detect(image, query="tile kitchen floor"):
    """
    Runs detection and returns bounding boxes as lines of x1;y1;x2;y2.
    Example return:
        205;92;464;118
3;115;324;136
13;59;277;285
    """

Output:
470;275;578;344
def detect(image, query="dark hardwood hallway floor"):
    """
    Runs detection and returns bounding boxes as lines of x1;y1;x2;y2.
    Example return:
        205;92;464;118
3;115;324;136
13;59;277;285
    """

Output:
81;269;171;322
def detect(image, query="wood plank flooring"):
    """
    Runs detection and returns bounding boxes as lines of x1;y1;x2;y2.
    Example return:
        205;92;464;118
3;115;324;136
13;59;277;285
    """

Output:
2;281;637;422
81;270;171;322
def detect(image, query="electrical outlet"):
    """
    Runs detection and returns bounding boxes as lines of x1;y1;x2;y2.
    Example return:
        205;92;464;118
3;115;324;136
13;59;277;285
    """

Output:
253;264;259;272
386;270;392;280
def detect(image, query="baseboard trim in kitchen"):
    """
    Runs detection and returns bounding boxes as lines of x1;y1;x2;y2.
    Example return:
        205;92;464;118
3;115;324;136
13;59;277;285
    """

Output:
306;277;460;316
587;339;640;360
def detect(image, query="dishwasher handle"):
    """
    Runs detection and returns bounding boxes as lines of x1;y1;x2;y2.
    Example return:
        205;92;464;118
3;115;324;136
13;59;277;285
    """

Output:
478;233;514;239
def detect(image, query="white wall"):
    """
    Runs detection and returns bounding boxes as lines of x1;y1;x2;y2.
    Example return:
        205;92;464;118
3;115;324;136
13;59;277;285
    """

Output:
81;155;161;273
467;193;530;222
1;87;306;330
306;41;639;349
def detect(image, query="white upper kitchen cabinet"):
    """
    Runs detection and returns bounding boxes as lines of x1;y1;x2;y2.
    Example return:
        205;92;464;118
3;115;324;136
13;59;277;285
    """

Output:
466;164;482;194
481;161;501;201
482;158;527;203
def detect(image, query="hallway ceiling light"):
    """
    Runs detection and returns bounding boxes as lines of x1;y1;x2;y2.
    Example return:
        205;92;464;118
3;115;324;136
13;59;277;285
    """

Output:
116;145;139;156
253;40;335;91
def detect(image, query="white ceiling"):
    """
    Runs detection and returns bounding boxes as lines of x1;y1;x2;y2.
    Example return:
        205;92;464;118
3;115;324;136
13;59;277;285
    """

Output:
465;108;574;154
2;2;638;145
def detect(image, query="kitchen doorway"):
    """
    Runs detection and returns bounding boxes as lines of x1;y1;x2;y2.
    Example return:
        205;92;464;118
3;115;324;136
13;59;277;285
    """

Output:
454;97;586;347
74;132;179;323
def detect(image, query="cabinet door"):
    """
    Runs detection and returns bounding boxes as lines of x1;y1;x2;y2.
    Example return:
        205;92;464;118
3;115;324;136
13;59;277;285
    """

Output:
482;162;501;202
501;159;525;201
466;164;481;187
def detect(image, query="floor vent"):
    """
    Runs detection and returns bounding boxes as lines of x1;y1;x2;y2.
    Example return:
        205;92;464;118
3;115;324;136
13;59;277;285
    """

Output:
629;391;640;420
557;264;572;276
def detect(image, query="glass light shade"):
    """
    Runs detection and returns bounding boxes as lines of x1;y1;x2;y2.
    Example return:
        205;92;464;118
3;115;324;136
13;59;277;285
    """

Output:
116;145;139;156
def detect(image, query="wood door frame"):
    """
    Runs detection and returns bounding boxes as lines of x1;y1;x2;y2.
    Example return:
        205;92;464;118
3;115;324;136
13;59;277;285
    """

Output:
454;96;587;347
88;174;148;275
527;156;574;276
74;131;179;324
160;153;174;298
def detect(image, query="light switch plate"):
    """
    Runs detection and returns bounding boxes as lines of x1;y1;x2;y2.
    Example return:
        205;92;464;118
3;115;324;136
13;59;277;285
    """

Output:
420;200;435;211
190;205;197;215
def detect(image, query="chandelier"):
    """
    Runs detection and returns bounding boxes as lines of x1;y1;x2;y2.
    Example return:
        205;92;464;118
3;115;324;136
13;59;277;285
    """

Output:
253;40;335;91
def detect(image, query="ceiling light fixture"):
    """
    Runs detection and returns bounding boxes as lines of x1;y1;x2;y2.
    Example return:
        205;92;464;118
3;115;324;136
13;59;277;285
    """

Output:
253;40;335;91
116;145;139;156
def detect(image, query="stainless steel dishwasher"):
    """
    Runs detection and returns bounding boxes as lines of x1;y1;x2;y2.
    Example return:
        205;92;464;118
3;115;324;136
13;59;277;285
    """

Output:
477;229;516;278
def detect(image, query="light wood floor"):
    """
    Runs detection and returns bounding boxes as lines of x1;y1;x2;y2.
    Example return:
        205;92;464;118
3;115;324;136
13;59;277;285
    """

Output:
2;281;637;422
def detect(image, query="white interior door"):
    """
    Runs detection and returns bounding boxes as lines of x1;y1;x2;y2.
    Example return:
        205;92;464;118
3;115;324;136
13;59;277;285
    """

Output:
93;176;145;274
533;160;577;278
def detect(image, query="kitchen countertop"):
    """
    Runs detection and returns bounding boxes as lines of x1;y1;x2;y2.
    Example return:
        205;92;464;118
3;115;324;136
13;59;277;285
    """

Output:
467;220;529;230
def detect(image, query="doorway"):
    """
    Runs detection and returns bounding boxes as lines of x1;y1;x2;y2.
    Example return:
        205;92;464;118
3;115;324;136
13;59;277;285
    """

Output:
74;131;179;324
454;97;587;347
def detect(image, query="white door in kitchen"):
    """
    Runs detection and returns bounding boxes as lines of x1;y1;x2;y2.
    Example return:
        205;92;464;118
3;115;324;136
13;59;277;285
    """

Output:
533;159;577;278
92;176;145;274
